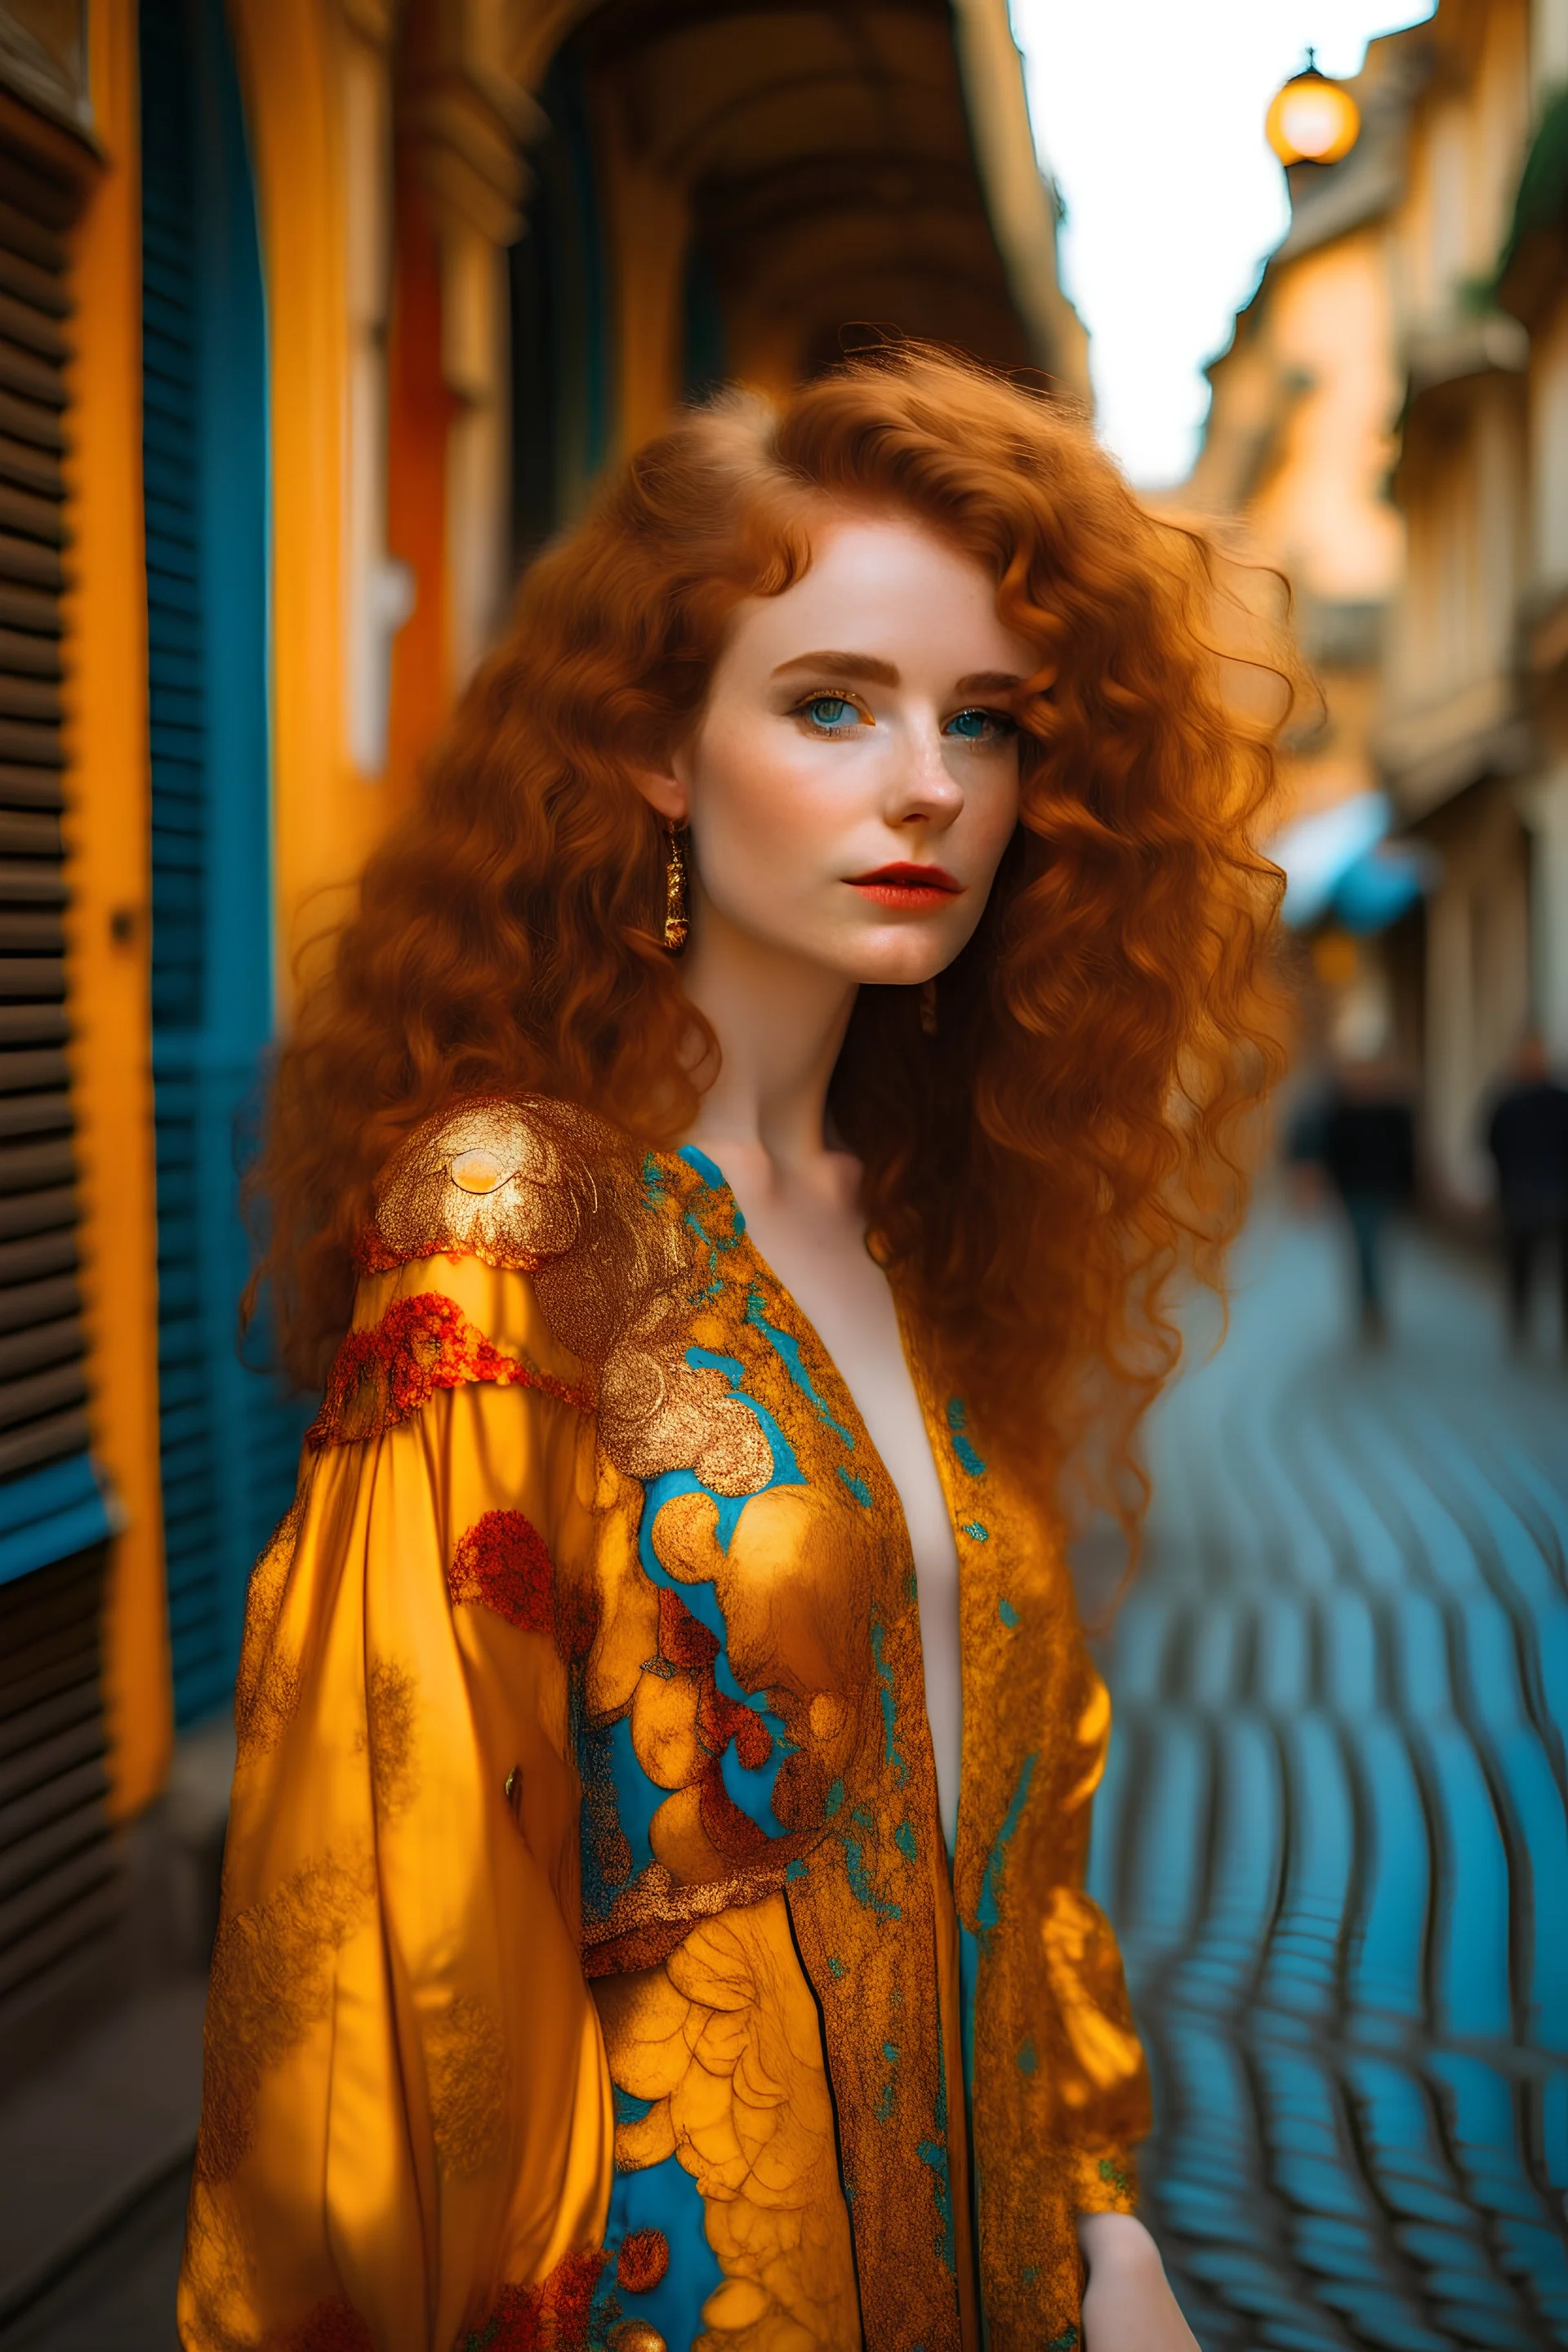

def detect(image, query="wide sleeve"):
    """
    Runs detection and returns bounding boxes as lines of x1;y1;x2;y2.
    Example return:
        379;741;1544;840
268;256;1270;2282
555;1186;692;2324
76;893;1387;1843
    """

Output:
177;1249;615;2352
951;1429;1152;2345
1029;1628;1151;2221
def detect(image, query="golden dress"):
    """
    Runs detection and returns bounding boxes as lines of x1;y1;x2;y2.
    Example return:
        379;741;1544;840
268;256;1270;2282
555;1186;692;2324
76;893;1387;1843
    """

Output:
178;1095;1150;2352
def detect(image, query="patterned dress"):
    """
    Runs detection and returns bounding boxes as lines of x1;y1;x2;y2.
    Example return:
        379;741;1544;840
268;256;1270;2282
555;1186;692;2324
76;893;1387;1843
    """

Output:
178;1095;1149;2352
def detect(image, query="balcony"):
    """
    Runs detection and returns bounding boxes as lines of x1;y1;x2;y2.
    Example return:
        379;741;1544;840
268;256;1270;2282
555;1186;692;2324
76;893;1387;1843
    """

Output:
1375;668;1533;817
1402;307;1528;403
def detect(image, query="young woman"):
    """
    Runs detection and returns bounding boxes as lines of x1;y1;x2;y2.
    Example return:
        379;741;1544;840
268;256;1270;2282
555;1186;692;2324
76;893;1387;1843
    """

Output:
179;350;1284;2352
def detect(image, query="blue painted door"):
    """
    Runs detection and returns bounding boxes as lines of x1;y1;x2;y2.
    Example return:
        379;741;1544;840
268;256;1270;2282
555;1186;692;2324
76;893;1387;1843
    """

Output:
140;0;310;1727
510;48;616;558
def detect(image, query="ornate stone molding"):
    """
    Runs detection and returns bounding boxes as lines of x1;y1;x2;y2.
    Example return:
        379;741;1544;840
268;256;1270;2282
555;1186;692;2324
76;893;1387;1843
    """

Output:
402;0;546;247
0;0;91;136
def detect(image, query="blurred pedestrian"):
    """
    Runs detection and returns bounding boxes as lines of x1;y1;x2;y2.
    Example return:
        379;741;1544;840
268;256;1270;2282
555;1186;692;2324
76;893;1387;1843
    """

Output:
1484;1036;1568;1352
1321;1062;1416;1343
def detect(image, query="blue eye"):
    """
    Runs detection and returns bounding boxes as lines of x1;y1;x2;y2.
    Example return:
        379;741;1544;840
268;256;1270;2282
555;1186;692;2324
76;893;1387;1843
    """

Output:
805;695;858;730
944;706;1013;742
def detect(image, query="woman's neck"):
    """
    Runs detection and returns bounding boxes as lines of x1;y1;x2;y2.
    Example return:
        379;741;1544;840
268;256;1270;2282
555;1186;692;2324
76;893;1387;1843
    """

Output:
677;895;857;1182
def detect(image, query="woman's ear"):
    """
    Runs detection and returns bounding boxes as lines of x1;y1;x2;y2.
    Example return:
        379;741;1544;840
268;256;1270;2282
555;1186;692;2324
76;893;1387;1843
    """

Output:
630;759;688;826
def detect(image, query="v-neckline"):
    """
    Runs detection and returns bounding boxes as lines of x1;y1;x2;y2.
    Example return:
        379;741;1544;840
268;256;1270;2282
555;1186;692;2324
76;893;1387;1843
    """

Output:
663;1138;948;1543
658;1141;975;1865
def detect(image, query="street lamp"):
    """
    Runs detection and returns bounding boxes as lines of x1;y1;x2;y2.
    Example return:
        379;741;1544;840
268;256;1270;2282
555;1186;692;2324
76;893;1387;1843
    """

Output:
1265;51;1361;167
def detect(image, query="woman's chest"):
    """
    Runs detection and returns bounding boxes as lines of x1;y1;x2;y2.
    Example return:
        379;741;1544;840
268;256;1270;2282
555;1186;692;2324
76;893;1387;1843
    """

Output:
702;1167;957;1586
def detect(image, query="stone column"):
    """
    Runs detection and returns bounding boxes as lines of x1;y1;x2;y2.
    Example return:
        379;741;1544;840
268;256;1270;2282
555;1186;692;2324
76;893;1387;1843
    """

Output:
401;0;536;685
341;0;415;774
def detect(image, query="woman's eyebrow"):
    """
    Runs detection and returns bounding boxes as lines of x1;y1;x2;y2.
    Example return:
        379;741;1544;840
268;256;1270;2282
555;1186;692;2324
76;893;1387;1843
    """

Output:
769;653;1025;697
770;650;900;684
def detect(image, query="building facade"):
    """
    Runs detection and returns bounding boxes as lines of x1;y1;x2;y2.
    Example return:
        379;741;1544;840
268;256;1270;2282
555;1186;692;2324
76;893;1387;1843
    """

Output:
1182;37;1411;839
1188;0;1568;1209
1499;0;1568;1073
1377;0;1538;1205
0;0;1084;2095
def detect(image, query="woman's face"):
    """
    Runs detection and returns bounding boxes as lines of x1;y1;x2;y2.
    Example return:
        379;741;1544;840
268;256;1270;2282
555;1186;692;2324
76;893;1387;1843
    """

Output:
662;513;1035;989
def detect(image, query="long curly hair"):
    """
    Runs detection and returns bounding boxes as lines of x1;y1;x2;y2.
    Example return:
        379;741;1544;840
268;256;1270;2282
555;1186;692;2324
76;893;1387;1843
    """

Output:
252;346;1290;1540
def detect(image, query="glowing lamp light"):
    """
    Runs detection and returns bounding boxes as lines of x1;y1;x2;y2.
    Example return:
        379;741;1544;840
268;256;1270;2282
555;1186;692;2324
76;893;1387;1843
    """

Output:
1266;53;1361;167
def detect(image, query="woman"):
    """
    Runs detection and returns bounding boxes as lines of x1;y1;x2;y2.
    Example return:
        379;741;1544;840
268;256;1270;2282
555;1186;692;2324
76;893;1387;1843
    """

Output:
179;349;1285;2352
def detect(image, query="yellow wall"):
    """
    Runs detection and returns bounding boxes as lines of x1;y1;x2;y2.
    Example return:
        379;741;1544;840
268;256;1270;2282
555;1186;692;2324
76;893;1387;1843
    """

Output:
229;0;388;1011
595;106;688;454
1250;232;1403;609
63;0;172;1818
1182;219;1406;831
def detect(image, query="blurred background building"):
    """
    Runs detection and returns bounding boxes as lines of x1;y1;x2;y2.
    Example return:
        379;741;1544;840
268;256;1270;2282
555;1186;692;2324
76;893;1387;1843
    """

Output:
0;0;1085;2333
2;0;1566;2345
1185;0;1568;1214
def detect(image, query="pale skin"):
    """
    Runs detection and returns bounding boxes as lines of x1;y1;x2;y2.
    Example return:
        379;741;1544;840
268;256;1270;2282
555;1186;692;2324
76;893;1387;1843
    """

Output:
635;510;1200;2352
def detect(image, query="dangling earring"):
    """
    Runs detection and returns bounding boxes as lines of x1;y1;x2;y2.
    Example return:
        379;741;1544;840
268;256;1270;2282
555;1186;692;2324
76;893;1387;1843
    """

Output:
662;820;689;954
920;977;938;1037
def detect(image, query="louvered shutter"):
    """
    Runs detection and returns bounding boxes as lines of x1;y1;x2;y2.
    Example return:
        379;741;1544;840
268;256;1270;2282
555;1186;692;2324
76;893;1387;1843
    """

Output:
0;120;122;2056
141;1;218;1725
140;0;312;1731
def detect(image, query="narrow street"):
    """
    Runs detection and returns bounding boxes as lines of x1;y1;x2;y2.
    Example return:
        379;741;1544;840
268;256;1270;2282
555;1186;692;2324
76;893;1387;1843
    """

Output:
7;1206;1566;2352
1093;1199;1568;2351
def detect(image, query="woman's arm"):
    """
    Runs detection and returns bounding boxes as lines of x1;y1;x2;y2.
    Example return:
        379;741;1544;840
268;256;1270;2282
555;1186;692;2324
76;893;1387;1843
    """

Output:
178;1250;613;2352
1078;2212;1201;2352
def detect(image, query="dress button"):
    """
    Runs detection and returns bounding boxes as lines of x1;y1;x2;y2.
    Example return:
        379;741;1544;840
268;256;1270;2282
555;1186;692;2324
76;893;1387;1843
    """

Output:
449;1148;508;1195
608;2326;666;2352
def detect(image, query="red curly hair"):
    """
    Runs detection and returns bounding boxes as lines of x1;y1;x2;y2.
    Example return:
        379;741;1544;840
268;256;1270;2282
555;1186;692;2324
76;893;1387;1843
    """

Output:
252;346;1289;1537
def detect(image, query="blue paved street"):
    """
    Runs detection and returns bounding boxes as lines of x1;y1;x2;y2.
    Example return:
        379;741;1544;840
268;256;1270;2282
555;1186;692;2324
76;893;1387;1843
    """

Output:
1088;1200;1568;2351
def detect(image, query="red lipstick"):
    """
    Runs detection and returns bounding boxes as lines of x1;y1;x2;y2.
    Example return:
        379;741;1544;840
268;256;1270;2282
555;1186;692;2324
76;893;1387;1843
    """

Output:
846;862;961;911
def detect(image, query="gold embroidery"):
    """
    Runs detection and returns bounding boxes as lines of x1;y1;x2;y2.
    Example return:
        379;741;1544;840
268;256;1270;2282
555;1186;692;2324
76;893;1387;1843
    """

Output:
615;2228;669;2293
570;1147;961;2347
362;1657;418;1821
176;2187;257;2352
194;1102;1147;2352
196;1847;375;2185
233;1495;306;1757
1042;1886;1147;2102
926;1383;1151;2347
365;1098;773;1499
307;1289;586;1451
1067;2145;1139;2215
582;1853;786;1982
595;1900;860;2350
425;1993;510;2177
367;1094;595;1270
234;1648;301;1762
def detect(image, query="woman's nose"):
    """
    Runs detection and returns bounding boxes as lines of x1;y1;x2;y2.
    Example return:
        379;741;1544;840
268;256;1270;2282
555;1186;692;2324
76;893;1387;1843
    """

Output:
889;716;964;822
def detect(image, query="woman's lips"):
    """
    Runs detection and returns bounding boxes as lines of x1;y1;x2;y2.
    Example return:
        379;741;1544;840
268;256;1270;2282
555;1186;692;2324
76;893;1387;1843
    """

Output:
846;863;962;911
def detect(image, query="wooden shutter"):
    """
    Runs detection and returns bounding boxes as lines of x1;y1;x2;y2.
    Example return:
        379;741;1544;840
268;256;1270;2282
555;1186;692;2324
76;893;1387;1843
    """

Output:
0;116;121;2066
140;0;313;1731
140;1;220;1724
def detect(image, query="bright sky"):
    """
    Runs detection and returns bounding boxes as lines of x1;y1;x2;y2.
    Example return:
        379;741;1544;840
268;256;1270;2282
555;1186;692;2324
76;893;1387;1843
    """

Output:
1012;0;1437;486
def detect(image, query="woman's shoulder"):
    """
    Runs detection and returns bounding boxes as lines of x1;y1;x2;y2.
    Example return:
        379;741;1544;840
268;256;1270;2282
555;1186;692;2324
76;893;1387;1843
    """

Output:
359;1089;638;1277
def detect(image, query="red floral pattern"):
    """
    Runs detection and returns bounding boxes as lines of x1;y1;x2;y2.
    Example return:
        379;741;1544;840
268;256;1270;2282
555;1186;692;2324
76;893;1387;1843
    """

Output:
276;2301;374;2352
306;1292;590;1452
448;1510;599;1661
354;1226;407;1275
457;2249;608;2350
448;1510;555;1634
648;1587;775;1864
274;2251;608;2352
654;1588;773;1773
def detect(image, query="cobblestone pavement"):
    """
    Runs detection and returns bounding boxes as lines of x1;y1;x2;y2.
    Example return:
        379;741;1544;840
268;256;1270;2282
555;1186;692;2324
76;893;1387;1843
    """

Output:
1088;1200;1568;2352
11;1205;1567;2352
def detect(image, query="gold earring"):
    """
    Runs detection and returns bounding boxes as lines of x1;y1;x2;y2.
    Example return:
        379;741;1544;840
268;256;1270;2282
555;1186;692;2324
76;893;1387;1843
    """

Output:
662;822;689;953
